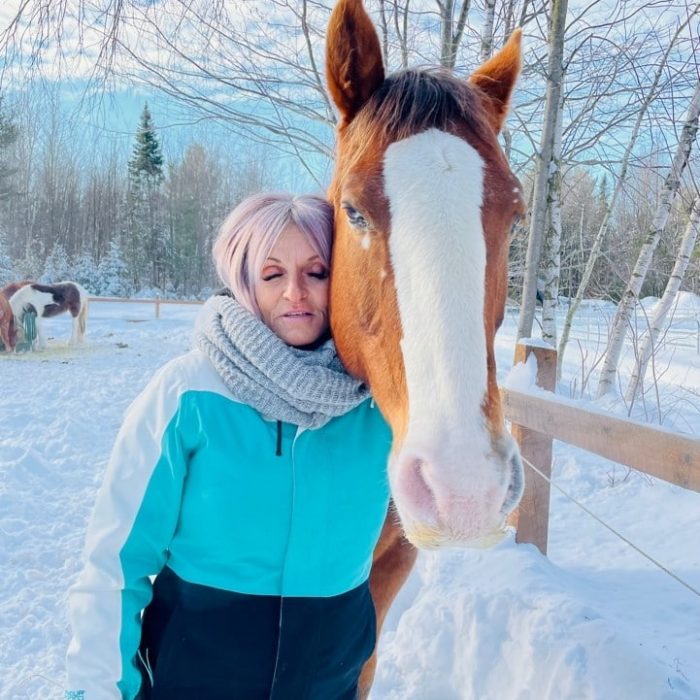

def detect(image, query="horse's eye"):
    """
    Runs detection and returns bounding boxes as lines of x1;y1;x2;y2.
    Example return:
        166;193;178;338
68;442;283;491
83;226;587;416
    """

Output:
342;203;369;231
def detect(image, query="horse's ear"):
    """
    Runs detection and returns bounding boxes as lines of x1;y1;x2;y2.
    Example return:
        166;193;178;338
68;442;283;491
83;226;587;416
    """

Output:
468;29;522;134
326;0;385;127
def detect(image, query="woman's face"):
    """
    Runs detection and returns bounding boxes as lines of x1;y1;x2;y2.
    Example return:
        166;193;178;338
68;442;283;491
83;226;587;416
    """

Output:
255;225;330;347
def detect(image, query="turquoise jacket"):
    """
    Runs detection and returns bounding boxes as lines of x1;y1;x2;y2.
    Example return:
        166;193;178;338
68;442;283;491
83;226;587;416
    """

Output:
65;349;392;700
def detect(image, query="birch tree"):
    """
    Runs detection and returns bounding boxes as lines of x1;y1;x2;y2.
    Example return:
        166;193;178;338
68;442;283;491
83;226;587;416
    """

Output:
479;0;497;62
596;79;700;398
557;16;694;377
541;98;563;345
516;0;568;341
624;196;700;406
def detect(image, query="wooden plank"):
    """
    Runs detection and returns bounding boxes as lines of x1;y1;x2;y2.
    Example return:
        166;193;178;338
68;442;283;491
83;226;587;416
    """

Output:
509;343;557;555
501;388;700;493
89;297;203;306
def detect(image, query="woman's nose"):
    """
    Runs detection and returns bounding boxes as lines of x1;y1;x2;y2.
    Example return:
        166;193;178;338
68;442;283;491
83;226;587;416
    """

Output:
283;274;307;302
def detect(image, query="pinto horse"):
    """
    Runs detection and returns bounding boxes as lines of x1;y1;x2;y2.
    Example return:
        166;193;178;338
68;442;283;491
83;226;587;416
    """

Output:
325;0;526;694
1;279;34;301
9;281;89;350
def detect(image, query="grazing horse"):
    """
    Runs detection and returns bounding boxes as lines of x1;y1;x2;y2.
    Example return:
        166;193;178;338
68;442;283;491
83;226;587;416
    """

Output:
325;0;526;694
0;279;34;300
9;281;89;350
0;292;17;351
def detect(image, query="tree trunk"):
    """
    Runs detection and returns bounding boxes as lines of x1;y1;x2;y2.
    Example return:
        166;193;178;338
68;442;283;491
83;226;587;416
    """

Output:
438;0;470;69
596;79;700;398
541;100;564;345
557;17;693;378
624;196;700;406
480;0;497;62
516;0;568;341
378;0;390;63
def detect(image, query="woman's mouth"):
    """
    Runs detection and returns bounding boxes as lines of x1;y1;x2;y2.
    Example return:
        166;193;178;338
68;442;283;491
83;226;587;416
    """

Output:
282;311;314;320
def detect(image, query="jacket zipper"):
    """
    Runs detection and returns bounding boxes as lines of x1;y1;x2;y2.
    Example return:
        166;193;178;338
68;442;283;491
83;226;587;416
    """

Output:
269;426;304;698
275;420;282;456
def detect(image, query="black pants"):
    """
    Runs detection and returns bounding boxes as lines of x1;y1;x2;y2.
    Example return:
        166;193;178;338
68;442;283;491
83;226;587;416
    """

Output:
139;567;376;700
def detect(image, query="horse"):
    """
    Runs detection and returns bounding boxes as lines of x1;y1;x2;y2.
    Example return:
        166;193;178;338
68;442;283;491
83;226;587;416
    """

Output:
0;280;34;352
0;279;35;300
0;292;17;351
9;281;89;350
325;0;526;694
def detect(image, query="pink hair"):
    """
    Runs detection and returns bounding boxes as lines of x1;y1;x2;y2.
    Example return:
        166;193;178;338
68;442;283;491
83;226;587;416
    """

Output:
212;192;333;318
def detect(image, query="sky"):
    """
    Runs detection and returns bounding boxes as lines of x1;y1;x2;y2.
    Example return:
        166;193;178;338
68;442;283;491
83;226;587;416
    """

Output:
1;0;697;192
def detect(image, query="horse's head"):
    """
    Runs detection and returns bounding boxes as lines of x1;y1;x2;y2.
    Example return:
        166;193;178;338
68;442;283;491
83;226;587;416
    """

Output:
326;0;525;549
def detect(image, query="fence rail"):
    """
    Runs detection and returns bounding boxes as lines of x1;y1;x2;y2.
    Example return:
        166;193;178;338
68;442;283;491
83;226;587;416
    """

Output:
88;296;204;318
505;341;700;555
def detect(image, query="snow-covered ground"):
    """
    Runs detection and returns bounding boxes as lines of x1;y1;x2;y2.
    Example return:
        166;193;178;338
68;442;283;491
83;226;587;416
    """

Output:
1;296;698;699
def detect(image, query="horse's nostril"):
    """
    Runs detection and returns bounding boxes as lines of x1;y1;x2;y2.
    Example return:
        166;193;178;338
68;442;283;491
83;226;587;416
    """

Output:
408;458;437;513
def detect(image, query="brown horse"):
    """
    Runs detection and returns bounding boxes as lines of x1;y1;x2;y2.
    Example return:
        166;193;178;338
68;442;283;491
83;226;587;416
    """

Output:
0;292;17;351
325;0;525;694
0;280;36;352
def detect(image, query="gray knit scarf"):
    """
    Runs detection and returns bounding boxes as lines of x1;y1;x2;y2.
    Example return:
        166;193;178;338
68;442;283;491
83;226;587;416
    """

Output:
194;293;369;428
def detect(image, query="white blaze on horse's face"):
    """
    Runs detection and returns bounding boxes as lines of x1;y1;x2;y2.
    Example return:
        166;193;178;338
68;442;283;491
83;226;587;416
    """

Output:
383;129;522;548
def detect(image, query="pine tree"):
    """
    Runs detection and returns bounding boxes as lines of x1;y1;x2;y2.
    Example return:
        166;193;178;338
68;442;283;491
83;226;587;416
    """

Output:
16;238;44;280
71;252;100;294
42;242;71;282
128;104;164;180
0;230;16;285
126;104;167;291
0;98;18;203
596;175;609;206
97;239;131;297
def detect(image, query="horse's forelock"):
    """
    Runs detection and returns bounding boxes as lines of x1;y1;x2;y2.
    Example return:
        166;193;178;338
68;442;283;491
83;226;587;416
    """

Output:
337;70;492;179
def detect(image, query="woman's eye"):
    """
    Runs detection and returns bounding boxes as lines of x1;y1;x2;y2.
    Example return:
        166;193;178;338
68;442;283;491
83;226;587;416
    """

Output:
262;272;282;281
308;270;329;280
342;203;369;231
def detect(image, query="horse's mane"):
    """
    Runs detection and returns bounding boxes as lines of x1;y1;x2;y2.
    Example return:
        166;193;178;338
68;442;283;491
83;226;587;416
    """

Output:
371;70;489;139
339;69;493;177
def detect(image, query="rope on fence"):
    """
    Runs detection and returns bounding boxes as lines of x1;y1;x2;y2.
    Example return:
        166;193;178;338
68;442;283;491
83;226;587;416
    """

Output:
520;454;700;600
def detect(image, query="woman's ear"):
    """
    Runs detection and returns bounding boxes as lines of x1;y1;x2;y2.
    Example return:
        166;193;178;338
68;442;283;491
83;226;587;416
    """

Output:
326;0;385;127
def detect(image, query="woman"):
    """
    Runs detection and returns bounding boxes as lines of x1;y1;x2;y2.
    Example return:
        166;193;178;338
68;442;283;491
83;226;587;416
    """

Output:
65;193;392;700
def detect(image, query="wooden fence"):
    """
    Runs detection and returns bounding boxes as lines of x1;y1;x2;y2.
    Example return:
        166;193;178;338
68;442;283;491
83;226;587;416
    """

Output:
88;296;203;319
504;341;700;555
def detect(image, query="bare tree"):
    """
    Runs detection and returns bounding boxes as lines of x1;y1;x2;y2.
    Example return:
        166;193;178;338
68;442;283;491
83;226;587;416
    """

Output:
516;0;568;341
557;14;696;377
624;195;700;406
596;78;700;398
541;97;563;345
480;0;497;62
437;0;472;68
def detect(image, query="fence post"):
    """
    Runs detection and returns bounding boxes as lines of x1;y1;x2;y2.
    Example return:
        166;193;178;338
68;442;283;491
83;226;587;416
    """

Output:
509;341;557;555
155;297;161;319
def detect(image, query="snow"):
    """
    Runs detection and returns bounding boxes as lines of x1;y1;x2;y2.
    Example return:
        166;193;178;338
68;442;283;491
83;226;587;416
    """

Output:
503;352;538;391
1;297;699;699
